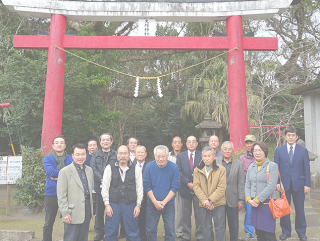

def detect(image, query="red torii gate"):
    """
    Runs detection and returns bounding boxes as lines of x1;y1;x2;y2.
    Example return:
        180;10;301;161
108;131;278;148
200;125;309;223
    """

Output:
0;103;11;108
13;14;278;153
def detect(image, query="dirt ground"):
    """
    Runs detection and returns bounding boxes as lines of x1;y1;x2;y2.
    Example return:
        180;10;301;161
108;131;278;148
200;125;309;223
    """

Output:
1;185;320;241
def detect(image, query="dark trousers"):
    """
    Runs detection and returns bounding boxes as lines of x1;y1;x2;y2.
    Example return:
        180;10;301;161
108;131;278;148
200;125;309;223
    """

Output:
95;193;105;238
255;228;276;241
138;200;147;241
104;202;141;241
200;205;226;241
64;199;91;241
280;183;306;236
43;195;58;241
146;202;175;241
182;194;203;240
93;192;96;216
226;204;239;241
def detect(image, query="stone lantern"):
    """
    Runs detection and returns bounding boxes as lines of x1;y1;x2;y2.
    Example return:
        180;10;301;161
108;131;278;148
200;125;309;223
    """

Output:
195;113;223;149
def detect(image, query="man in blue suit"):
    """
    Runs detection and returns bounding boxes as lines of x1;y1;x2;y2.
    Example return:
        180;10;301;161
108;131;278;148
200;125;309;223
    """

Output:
177;136;203;241
274;127;311;241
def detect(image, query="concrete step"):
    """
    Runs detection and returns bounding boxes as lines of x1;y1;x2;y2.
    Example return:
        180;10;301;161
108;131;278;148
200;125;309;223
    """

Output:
0;230;35;241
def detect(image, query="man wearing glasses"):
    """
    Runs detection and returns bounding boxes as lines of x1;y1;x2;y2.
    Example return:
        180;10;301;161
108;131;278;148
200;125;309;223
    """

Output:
143;145;180;241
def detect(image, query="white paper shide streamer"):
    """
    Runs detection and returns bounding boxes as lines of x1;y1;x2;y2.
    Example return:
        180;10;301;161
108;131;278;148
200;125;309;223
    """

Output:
134;76;139;97
157;77;163;98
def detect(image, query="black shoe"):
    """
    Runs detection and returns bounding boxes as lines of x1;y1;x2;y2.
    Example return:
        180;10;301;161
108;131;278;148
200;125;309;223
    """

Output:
93;235;104;241
279;234;291;240
117;234;126;239
299;235;307;241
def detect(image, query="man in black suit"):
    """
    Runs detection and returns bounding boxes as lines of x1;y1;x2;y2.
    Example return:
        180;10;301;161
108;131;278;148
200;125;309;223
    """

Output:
177;136;203;241
133;145;148;241
274;127;311;241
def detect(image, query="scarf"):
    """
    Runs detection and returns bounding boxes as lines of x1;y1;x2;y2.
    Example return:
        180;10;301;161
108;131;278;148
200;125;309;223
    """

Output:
256;157;267;171
53;151;67;170
205;164;212;172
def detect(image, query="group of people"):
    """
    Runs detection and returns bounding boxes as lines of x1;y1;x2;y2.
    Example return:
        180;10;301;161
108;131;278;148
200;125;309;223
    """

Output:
42;126;311;241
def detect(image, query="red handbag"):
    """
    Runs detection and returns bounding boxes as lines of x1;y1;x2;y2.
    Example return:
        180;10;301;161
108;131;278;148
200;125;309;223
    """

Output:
266;163;292;219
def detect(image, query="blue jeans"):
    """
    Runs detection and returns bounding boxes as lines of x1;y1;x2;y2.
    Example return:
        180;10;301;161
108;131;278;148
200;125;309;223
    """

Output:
243;198;254;237
103;202;141;241
146;202;175;241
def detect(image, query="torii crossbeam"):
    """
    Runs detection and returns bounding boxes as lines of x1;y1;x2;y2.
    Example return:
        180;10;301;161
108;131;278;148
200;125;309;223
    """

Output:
0;103;11;108
13;14;278;152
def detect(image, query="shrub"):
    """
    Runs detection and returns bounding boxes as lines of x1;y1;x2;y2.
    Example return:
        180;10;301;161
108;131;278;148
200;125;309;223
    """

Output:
13;146;47;212
233;146;246;159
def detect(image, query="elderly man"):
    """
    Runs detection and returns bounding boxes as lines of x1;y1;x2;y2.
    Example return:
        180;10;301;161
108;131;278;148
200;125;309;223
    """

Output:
57;143;94;241
127;137;139;162
42;136;73;241
143;145;180;241
116;137;140;239
193;147;227;241
216;141;245;241
168;136;184;238
84;138;99;167
91;133;118;241
101;145;143;241
177;136;203;241
208;135;222;157
132;145;148;241
239;135;256;241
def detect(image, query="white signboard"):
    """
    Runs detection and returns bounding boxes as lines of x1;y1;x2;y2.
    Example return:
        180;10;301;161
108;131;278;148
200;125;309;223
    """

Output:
0;156;23;184
138;19;157;36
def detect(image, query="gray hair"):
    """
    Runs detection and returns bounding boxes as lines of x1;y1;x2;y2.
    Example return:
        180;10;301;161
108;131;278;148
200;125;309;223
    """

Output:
221;141;234;150
134;145;147;153
100;133;113;142
153;145;169;156
202;146;215;155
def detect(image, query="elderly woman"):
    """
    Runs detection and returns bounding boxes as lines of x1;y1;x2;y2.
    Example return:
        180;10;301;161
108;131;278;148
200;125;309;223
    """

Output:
245;141;278;241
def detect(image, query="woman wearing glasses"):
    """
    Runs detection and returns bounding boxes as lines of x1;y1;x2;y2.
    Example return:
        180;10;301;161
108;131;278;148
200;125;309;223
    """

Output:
245;141;278;241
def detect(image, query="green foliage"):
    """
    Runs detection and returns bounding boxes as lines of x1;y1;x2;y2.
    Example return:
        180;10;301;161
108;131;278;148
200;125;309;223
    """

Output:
233;147;246;159
1;0;319;155
13;146;47;212
0;5;122;151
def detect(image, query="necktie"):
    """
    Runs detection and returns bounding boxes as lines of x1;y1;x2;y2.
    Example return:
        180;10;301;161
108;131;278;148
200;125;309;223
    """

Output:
289;146;293;163
189;153;193;170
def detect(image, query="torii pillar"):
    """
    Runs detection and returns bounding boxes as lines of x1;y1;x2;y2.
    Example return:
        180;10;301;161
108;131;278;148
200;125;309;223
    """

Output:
41;14;66;152
13;14;278;153
227;15;249;150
